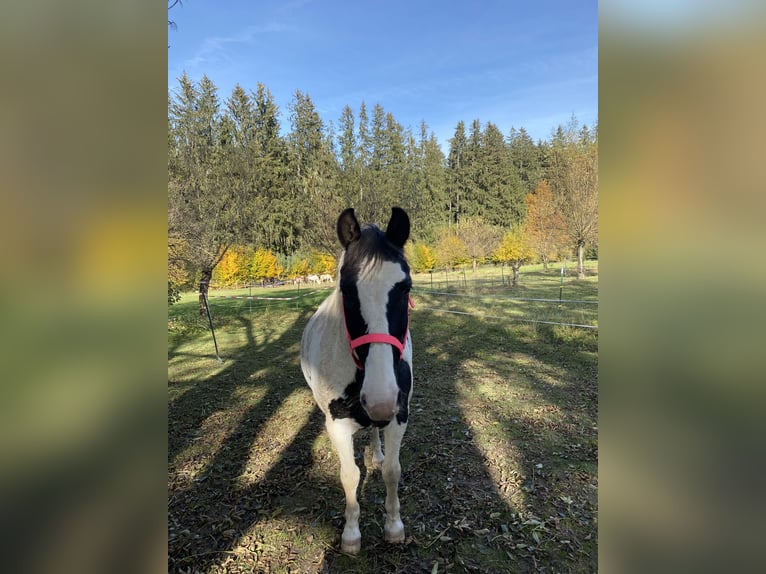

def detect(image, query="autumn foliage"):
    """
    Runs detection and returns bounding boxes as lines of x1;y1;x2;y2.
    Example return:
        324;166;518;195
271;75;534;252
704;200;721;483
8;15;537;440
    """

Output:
434;231;469;271
494;229;534;287
523;180;568;269
406;242;437;273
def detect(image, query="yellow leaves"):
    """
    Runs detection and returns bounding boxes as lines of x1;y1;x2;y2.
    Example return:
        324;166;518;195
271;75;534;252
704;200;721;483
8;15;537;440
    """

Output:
310;251;336;275
494;229;534;265
435;232;469;269
213;247;247;286
406;242;437;273
250;248;280;281
289;258;310;278
212;246;284;286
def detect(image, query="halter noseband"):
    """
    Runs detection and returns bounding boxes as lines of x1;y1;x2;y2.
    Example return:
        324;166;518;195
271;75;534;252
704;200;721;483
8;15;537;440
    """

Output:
342;293;414;370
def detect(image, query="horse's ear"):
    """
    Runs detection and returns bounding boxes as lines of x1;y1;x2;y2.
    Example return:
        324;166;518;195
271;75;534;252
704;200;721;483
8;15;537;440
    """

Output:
385;207;410;249
337;208;361;248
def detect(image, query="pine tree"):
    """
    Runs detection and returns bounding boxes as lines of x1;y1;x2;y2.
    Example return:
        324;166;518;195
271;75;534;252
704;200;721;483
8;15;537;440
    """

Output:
477;121;526;228
447;121;469;226
286;90;341;255
508;126;543;196
419;122;448;235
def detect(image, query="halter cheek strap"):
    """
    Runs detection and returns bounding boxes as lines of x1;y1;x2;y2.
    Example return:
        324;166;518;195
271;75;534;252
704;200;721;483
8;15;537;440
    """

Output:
342;294;414;370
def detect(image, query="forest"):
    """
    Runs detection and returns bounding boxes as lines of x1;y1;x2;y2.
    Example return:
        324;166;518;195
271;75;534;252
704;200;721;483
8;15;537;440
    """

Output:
168;73;597;304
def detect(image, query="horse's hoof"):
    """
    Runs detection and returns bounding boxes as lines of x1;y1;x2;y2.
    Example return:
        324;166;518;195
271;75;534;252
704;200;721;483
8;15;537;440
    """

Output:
341;535;361;555
384;520;405;544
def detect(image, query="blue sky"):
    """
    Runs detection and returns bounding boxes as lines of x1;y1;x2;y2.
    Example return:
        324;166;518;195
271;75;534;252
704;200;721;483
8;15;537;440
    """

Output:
168;0;597;150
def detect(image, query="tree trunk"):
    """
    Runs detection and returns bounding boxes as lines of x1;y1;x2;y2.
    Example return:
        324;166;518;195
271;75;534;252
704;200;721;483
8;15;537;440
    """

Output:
198;266;213;316
512;264;520;287
577;243;585;279
472;258;477;273
542;257;549;271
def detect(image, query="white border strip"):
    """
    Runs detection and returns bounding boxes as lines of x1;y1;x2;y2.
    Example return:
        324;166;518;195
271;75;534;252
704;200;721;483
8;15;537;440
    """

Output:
212;289;327;301
417;306;598;330
414;289;598;305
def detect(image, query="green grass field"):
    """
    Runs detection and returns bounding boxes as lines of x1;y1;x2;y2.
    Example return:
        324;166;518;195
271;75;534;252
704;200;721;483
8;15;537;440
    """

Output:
168;261;598;573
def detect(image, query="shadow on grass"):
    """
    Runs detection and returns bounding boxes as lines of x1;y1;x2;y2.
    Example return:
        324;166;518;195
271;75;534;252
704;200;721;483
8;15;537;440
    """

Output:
168;295;597;573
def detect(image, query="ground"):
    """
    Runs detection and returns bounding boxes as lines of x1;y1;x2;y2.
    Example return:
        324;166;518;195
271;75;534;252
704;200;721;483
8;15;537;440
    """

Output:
168;262;598;573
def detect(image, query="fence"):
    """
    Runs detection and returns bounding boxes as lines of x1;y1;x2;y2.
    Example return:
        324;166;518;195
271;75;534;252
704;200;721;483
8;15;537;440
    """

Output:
192;262;598;331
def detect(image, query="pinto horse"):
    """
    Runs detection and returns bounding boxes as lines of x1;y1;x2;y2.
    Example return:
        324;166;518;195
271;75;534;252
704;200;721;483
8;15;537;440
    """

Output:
301;207;413;554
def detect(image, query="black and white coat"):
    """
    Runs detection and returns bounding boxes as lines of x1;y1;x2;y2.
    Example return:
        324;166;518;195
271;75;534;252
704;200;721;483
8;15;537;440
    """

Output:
300;207;413;554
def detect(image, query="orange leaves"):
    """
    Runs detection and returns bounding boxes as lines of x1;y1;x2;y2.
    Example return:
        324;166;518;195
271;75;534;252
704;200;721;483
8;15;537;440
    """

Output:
523;181;569;265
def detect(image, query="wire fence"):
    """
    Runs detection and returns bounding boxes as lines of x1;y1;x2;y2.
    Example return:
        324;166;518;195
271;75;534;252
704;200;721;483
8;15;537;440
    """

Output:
197;290;597;332
174;262;599;332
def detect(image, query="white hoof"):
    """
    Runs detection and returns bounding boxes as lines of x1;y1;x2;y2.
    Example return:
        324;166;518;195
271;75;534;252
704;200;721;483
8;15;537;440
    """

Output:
341;533;361;554
384;519;405;544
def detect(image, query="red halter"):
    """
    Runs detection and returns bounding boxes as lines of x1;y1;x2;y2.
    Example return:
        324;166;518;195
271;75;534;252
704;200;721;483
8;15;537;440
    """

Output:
342;294;414;370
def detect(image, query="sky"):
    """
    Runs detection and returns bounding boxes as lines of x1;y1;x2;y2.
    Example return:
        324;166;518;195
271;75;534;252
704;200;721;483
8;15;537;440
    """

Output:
167;0;598;151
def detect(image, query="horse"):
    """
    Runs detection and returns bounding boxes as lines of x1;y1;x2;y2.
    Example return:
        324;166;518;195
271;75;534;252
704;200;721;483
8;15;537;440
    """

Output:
319;273;333;283
307;274;321;285
300;207;413;555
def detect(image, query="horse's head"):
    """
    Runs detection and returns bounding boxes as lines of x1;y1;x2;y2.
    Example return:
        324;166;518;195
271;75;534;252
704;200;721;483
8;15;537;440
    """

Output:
337;207;412;423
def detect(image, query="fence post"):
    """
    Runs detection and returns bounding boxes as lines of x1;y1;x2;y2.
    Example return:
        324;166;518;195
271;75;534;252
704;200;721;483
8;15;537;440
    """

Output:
559;261;565;301
202;290;223;363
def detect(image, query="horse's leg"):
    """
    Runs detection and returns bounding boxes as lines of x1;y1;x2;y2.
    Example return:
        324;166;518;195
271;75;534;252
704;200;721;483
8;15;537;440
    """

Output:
381;422;407;544
370;427;385;470
325;418;362;554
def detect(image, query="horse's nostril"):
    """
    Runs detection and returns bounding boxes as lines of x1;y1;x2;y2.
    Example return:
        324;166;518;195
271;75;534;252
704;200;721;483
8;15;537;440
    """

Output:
360;394;367;406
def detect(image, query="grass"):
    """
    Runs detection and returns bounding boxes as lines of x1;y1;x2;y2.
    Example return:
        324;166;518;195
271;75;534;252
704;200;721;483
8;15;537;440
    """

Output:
168;261;598;573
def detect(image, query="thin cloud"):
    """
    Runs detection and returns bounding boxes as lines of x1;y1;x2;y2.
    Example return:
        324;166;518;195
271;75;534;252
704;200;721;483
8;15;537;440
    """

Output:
182;23;291;72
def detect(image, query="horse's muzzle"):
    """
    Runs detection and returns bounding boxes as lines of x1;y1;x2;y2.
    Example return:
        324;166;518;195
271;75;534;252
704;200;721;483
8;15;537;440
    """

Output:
361;394;398;422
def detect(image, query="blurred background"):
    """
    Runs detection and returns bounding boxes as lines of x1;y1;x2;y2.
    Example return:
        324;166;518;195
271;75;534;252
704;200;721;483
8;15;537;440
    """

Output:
0;2;166;574
600;1;766;572
0;1;764;573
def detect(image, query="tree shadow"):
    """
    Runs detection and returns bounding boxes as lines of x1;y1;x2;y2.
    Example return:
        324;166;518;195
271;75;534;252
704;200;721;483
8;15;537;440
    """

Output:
168;299;597;573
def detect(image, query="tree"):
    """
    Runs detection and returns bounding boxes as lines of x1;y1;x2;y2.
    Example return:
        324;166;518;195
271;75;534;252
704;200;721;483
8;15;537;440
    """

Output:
508;126;543;196
494;229;534;287
523;180;568;269
213;246;251;287
417;122;448;234
559;135;598;278
337;105;358;206
455;217;502;272
434;228;468;271
168;235;190;304
288;257;311;279
168;1;182;33
310;251;337;275
543;116;598;278
476;121;526;227
168;74;249;314
406;242;437;273
247;83;289;253
250;248;281;281
447;121;469;226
